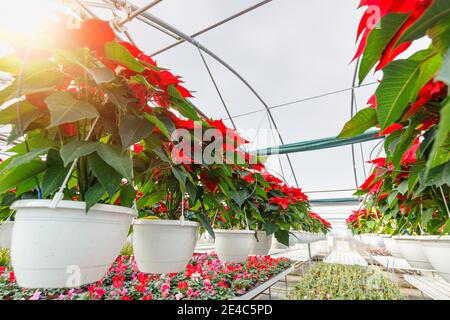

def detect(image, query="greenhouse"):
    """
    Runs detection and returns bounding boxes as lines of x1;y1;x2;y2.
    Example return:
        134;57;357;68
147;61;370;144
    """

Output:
0;0;449;305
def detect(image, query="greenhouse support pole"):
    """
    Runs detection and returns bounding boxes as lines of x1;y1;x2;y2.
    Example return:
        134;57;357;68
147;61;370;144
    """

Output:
307;243;312;266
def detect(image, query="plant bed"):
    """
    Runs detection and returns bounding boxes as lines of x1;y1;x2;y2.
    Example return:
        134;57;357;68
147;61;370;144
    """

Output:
0;253;291;300
288;263;404;300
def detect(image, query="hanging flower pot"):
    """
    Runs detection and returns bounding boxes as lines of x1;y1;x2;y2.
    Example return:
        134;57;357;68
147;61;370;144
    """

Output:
214;229;255;263
10;200;135;288
0;221;14;249
360;234;385;248
394;235;433;270
132;219;199;274
381;235;403;259
251;231;273;256
418;236;450;282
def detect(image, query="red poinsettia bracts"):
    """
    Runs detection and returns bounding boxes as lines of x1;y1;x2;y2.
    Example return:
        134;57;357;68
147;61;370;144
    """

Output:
269;197;291;209
354;0;432;69
308;212;331;229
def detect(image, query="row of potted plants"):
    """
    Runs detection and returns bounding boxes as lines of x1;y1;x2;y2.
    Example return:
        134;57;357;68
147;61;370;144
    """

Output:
0;15;330;289
0;253;292;300
342;0;450;281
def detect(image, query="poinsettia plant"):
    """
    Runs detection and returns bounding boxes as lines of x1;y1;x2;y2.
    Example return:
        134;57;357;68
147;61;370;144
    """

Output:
339;0;450;235
0;17;202;212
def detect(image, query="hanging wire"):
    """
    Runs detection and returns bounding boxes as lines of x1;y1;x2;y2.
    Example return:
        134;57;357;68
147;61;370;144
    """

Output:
197;48;237;131
225;81;378;120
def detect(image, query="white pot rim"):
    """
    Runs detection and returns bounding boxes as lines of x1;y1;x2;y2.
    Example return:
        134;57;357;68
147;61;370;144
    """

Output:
11;199;137;216
393;235;417;240
214;229;255;234
0;221;14;225
133;219;199;227
415;235;450;241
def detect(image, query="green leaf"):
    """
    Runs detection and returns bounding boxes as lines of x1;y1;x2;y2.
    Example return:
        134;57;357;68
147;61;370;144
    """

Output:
0;100;42;126
97;144;133;182
143;114;171;139
8;135;54;154
0;53;22;74
102;86;130;111
397;0;450;44
443;218;450;233
428;19;450;54
170;166;187;193
376;51;441;129
230;189;249;207
104;41;145;73
392;124;417;168
397;180;409;194
359;13;410;84
0;60;61;106
45;91;99;128
119;115;153;150
41;149;68;198
87;153;122;198
198;214;215;239
136;190;166;210
337;107;377;138
167;85;200;121
1;147;49;173
87;67;114;84
119;183;136;207
275;230;289;247
0;160;45;193
427;98;450;170
421;160;450;187
264;222;279;235
85;182;106;213
60;141;99;166
437;48;450;86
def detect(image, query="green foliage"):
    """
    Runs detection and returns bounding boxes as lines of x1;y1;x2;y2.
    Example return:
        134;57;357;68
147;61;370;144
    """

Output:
337;107;377;138
288;263;404;300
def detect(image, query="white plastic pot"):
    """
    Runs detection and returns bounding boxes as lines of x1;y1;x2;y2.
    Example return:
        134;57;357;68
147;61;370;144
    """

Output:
214;229;255;263
251;231;273;256
132;219;199;274
381;235;403;259
360;234;385;248
289;231;300;246
0;221;14;249
394;236;433;270
419;236;450;282
10;200;136;288
297;232;310;244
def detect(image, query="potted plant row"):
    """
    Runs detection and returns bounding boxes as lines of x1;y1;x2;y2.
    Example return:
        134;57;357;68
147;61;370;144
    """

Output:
342;0;450;281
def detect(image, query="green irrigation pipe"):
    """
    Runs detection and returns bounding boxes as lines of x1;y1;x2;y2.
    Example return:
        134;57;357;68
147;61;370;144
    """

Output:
252;130;382;156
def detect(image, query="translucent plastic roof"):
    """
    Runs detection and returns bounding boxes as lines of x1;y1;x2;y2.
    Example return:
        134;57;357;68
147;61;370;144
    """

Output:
0;0;430;201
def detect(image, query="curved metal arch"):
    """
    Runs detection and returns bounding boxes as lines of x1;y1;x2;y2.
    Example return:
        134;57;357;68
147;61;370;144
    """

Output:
82;0;301;187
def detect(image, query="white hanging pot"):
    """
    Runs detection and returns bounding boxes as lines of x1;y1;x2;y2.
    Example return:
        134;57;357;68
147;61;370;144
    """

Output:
132;219;199;274
418;235;450;282
0;221;14;249
360;234;385;248
214;229;255;263
394;235;433;270
297;232;310;244
10;199;136;288
381;235;403;259
251;231;273;256
289;231;300;247
271;237;289;250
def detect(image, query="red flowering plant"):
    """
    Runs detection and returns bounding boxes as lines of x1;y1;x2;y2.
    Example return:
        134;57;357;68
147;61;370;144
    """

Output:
339;0;450;235
346;208;382;235
0;17;207;212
